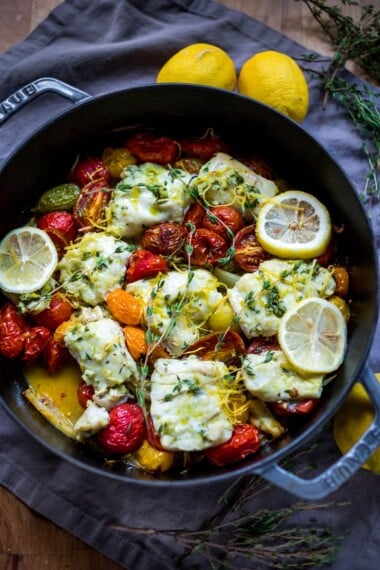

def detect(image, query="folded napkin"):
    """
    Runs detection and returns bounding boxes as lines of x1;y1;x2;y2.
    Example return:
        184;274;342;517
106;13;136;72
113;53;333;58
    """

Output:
0;1;379;569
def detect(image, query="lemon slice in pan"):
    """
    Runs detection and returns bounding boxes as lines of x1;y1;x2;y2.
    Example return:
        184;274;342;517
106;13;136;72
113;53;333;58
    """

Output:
0;227;58;294
256;190;331;258
278;297;347;374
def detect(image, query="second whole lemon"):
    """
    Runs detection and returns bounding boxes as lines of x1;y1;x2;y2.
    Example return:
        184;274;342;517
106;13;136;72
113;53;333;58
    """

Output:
156;43;237;90
238;50;309;122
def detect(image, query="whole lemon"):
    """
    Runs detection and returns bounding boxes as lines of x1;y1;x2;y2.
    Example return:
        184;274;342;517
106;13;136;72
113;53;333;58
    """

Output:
238;50;309;122
156;43;237;90
333;375;380;475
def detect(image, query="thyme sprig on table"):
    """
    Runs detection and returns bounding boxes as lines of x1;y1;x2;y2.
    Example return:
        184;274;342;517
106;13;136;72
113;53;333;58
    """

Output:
295;0;380;210
112;466;348;569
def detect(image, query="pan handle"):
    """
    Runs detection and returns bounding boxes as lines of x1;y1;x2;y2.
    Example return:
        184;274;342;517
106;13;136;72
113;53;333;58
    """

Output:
254;363;380;499
0;77;90;125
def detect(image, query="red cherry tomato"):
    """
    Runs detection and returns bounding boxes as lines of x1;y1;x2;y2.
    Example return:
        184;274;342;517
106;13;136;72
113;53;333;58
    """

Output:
246;336;280;355
202;205;244;240
0;302;27;359
205;423;260;466
77;381;95;409
69;157;110;187
97;403;146;455
141;222;187;256
22;326;51;361
180;133;230;161
37;211;78;253
146;415;164;451
186;228;227;265
183;202;205;228
185;331;245;367
126;132;178;165
126;249;169;283
33;293;73;331
42;336;70;374
316;240;334;267
73;179;110;230
233;225;268;272
271;399;319;417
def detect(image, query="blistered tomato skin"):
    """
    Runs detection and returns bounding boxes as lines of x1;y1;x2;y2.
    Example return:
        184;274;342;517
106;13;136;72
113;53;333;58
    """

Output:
73;179;110;229
77;381;95;409
22;326;51;362
97;403;146;455
271;399;319;416
0;302;27;359
205;423;260;466
43;336;70;374
126;132;178;165
180;133;230;161
233;225;268;272
186;331;245;367
37;211;78;252
69;157;110;187
183;202;205;228
186;228;227;265
247;336;281;355
202;206;244;240
33;294;73;331
141;222;187;256
126;249;169;283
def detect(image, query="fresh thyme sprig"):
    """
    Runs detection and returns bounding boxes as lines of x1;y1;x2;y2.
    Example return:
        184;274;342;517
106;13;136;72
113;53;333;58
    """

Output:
295;0;380;211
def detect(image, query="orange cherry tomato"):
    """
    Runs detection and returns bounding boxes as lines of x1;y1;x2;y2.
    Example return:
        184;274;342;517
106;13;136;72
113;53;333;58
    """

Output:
106;289;143;326
141;222;187;256
202;205;244;240
126;249;169;283
185;331;245;367
126;132;178;165
186;228;227;265
33;294;73;331
233;225;268;272
205;423;260;466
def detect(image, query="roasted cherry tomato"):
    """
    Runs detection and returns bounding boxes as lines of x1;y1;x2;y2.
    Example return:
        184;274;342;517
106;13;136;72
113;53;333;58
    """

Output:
186;228;227;265
97;403;146;455
316;240;335;267
126;249;169;284
183;202;205;228
246;336;280;355
33;293;73;331
141;222;187;256
185;331;245;367
271;399;319;416
69;157;110;187
180;132;229;161
42;336;70;374
202;205;244;240
37;211;78;253
146;415;164;451
22;326;51;362
233;225;268;272
73;179;110;229
174;157;203;174
242;153;275;179
126;132;178;165
205;423;260;466
0;302;26;359
77;381;95;409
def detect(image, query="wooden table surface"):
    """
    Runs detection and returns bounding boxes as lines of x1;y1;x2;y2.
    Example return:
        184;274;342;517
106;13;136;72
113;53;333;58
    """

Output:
0;1;376;569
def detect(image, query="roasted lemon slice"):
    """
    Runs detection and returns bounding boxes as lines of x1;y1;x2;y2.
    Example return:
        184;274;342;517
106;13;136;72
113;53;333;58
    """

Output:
0;227;58;294
278;297;347;374
256;190;331;259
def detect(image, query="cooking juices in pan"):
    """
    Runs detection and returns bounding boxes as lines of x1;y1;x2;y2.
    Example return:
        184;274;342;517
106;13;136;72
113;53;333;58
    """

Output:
0;129;350;476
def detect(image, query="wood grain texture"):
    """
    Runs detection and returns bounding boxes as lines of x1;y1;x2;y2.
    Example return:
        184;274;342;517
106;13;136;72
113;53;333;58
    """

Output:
0;0;377;569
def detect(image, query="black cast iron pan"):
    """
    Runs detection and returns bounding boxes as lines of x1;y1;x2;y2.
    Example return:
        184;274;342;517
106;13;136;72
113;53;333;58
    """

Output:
0;78;379;499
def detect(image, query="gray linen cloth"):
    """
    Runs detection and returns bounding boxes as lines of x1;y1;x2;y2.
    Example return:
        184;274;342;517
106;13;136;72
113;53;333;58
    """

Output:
0;1;379;569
